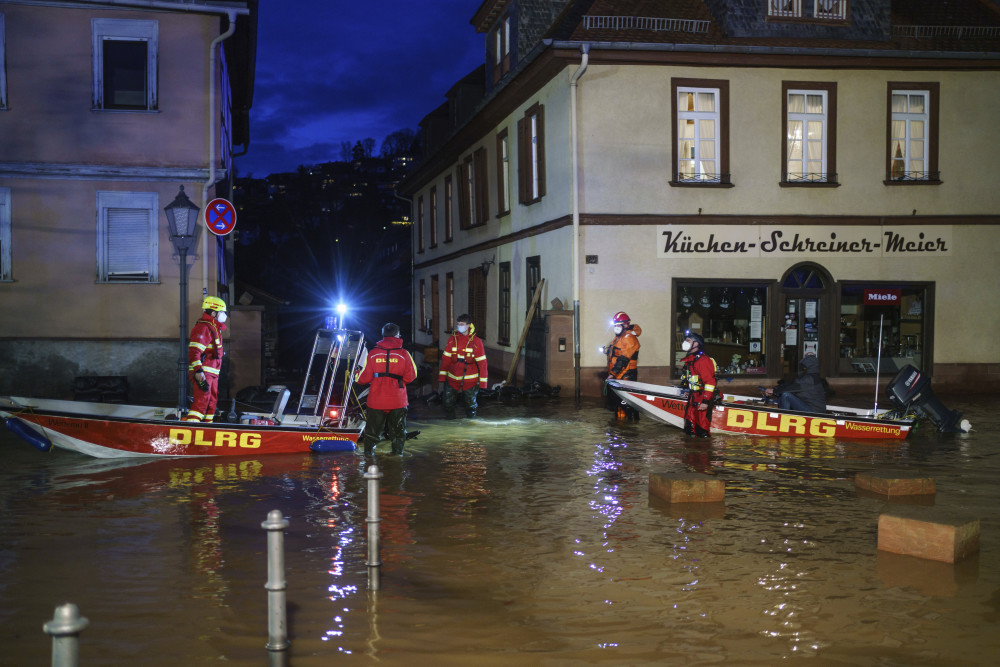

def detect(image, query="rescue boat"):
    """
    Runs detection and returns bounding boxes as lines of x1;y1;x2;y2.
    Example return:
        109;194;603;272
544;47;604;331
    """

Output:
1;328;367;458
606;365;969;439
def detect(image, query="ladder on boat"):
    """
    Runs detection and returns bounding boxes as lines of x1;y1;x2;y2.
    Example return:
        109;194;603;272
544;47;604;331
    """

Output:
294;328;366;427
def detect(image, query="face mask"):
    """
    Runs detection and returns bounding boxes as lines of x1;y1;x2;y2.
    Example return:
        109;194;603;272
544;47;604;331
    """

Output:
217;312;228;324
457;324;468;334
681;340;692;352
614;325;624;335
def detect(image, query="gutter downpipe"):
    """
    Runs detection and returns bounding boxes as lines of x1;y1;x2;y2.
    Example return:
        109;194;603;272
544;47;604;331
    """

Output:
570;44;589;402
202;11;240;298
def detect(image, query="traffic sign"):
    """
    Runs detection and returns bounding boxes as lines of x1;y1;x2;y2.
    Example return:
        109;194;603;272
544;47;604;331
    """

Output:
205;198;237;236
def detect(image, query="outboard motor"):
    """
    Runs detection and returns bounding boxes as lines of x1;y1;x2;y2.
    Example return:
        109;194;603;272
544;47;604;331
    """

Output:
886;365;970;432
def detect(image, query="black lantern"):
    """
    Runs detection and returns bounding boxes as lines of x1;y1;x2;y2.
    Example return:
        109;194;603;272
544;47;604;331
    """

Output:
164;186;201;416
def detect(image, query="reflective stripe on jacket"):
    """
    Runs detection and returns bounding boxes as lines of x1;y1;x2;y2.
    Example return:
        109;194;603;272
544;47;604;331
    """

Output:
188;313;225;376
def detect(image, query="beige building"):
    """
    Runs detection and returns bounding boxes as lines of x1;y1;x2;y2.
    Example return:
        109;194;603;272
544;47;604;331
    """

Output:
0;0;257;404
402;0;1000;398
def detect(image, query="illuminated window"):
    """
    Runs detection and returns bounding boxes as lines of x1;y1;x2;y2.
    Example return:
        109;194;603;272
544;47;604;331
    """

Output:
782;82;837;185
444;175;454;242
671;79;730;186
496;129;510;216
887;83;939;183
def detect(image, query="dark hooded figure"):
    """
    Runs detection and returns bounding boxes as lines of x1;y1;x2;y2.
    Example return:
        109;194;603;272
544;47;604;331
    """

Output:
767;353;827;413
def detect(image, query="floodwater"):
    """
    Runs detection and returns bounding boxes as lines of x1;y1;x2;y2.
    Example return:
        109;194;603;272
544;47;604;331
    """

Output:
2;393;999;666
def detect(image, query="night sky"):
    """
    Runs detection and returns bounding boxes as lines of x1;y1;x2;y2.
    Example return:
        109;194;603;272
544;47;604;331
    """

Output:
234;0;485;178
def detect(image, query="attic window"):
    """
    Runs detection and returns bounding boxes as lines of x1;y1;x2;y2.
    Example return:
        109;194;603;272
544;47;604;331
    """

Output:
584;16;709;34
767;1;847;22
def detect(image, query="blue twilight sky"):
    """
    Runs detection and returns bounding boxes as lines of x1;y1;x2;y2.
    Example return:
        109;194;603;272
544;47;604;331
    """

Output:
233;0;485;178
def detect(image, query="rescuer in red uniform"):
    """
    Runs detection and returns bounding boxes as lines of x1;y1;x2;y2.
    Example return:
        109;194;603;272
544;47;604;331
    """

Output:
438;314;488;419
679;331;718;437
186;296;228;422
601;311;642;420
355;322;418;455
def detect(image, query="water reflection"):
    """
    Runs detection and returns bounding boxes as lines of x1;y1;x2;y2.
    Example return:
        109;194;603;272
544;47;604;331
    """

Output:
0;395;998;664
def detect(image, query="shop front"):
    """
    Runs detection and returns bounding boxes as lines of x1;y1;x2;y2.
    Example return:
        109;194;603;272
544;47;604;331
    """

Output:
661;223;943;384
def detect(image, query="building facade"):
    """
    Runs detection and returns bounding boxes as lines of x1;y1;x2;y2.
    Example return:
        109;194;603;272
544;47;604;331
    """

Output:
403;0;1000;398
0;0;257;402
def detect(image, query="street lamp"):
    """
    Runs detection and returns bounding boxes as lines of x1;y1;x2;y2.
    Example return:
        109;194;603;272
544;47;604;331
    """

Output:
165;185;201;417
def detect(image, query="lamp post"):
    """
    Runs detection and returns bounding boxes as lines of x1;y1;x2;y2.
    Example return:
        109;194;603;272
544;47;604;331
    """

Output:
165;185;201;417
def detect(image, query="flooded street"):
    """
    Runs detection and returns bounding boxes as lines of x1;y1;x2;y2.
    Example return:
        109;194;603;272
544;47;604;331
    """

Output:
2;394;999;665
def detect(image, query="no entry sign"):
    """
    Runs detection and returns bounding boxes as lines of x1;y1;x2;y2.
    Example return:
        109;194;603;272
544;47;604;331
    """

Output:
205;198;237;236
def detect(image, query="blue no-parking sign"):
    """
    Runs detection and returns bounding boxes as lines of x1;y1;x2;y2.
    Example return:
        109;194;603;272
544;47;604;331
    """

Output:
205;198;237;236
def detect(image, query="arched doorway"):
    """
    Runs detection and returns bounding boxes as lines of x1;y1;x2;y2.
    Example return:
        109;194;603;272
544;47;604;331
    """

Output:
778;262;834;379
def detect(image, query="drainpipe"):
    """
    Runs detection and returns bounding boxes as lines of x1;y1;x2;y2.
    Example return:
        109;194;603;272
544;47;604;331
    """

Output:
202;11;240;298
570;44;589;402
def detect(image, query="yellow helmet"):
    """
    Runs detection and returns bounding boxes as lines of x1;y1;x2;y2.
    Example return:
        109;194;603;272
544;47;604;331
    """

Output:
202;296;227;313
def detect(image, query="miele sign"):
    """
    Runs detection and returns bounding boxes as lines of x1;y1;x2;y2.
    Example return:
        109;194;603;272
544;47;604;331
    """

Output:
656;225;952;258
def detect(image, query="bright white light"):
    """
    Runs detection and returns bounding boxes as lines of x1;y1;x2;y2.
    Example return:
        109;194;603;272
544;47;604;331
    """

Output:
336;302;347;316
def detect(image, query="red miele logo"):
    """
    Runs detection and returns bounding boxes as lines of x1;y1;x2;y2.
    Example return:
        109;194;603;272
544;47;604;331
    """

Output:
864;289;901;304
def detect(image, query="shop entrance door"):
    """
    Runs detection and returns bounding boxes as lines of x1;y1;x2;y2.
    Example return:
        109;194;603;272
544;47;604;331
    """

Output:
781;296;821;379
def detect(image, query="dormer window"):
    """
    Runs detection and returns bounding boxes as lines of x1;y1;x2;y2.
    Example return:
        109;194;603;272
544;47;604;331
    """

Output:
768;0;848;22
492;13;511;83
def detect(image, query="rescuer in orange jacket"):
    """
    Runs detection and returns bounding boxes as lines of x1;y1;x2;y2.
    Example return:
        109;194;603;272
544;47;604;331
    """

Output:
438;314;488;419
355;322;418;455
601;311;642;420
186;296;228;422
679;330;718;437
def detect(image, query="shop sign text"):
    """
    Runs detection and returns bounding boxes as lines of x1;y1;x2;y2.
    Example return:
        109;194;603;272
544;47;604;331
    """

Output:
657;225;952;258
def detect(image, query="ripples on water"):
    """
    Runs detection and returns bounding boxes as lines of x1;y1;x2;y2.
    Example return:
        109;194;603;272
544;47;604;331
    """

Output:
1;395;998;665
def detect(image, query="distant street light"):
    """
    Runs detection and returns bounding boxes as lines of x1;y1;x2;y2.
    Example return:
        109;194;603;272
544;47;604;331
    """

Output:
165;185;201;416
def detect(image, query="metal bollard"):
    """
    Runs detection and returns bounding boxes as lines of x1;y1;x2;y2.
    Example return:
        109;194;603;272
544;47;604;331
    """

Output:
43;602;89;667
261;509;290;651
364;464;383;590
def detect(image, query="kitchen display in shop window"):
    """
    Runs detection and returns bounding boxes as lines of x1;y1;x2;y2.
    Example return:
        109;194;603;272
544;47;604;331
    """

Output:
675;284;769;376
839;285;928;375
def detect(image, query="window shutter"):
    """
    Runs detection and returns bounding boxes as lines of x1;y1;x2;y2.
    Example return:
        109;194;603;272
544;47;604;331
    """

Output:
535;105;546;198
107;207;150;279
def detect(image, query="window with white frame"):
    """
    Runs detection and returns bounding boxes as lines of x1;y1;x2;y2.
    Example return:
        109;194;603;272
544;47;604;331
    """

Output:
444;175;454;242
0;14;7;110
492;14;511;84
92;18;158;111
496;128;510;216
0;188;10;281
517;103;545;204
429;186;438;247
97;191;158;283
888;86;939;182
768;0;802;18
676;87;720;182
783;82;837;184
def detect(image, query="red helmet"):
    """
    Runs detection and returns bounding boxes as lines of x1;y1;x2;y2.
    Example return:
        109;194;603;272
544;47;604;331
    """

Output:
612;311;630;325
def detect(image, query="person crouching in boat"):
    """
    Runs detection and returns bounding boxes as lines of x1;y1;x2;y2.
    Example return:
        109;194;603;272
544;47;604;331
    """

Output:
185;296;228;422
355;322;418;456
601;311;641;421
765;352;827;412
679;331;717;437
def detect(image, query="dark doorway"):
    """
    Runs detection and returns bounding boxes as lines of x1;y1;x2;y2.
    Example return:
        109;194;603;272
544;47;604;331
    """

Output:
524;256;545;383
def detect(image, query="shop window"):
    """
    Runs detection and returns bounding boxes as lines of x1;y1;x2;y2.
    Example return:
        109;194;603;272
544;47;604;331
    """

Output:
674;282;769;376
838;284;929;375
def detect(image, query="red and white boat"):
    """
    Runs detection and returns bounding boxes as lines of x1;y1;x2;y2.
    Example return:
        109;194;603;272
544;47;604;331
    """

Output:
2;329;367;458
607;365;970;439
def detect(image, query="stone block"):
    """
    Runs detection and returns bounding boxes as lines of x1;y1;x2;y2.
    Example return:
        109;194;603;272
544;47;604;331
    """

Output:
877;506;979;563
649;472;724;504
856;473;935;497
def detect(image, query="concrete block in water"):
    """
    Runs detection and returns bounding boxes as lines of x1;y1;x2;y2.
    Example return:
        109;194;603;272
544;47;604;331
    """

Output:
856;473;935;497
877;506;979;563
649;472;724;504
